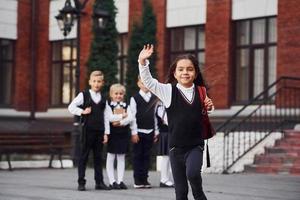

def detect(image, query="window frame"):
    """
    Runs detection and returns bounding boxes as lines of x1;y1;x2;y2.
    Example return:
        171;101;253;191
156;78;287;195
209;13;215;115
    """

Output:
233;16;277;104
117;33;128;85
0;39;15;107
168;25;206;69
50;39;77;107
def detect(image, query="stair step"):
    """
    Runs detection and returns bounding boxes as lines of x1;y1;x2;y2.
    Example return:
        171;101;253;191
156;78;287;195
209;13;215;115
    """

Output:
243;129;300;175
284;132;300;139
276;144;300;149
244;164;300;175
254;153;298;164
276;139;300;146
265;146;300;154
244;164;289;174
291;166;300;174
284;130;300;134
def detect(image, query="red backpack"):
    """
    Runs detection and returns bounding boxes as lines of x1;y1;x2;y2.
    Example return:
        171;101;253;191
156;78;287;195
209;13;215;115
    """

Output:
197;86;216;139
197;86;216;167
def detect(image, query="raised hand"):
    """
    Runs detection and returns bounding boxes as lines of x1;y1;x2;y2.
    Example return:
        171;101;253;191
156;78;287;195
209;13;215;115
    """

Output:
138;44;154;65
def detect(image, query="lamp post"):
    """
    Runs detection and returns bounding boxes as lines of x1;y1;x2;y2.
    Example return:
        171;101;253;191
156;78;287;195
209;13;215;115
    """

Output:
55;0;109;166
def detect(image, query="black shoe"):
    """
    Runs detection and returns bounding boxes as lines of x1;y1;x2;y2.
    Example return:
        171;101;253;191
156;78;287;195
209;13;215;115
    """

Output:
78;184;86;191
118;182;128;190
109;182;121;190
160;182;174;188
95;182;110;190
133;178;144;189
143;179;152;188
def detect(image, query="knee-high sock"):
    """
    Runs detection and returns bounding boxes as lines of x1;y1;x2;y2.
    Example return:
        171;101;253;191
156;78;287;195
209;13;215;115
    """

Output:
116;154;125;183
106;153;116;184
160;156;171;183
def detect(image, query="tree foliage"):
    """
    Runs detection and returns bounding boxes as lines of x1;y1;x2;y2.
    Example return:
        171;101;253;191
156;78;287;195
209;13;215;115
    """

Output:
125;0;157;97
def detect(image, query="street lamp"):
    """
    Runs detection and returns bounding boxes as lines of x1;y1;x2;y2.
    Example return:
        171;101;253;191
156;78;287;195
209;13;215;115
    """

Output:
93;6;109;31
55;0;109;166
55;0;78;37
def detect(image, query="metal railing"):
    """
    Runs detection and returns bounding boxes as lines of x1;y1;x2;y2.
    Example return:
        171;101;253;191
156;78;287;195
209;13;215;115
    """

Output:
216;76;300;173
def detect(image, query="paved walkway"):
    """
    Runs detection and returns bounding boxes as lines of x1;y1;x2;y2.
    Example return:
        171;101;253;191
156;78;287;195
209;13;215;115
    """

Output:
0;168;300;200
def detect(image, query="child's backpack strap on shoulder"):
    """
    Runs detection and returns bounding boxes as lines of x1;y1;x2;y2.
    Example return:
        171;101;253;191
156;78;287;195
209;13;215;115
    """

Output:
79;89;91;126
197;86;215;168
197;86;207;103
82;89;91;109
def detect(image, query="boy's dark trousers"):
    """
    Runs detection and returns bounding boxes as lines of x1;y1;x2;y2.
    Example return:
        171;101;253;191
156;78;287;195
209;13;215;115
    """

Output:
169;146;207;200
132;132;154;183
78;128;104;186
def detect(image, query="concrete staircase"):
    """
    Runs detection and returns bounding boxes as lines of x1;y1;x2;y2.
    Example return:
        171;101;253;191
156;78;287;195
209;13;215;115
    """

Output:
244;130;300;175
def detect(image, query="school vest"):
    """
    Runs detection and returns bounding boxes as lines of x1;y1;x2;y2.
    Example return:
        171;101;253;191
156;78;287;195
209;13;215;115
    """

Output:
166;86;204;148
133;93;156;130
81;90;106;131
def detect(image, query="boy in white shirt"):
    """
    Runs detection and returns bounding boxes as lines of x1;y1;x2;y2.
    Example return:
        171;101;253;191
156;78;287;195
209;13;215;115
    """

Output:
68;70;110;191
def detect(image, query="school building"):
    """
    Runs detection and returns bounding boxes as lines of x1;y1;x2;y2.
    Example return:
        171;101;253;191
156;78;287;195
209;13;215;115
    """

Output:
0;0;300;118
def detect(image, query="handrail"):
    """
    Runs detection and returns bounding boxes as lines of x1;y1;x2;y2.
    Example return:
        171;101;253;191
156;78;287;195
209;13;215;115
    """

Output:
216;76;300;132
218;76;300;173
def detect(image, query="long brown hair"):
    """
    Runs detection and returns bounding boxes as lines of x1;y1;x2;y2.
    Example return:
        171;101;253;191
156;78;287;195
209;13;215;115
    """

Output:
165;54;206;87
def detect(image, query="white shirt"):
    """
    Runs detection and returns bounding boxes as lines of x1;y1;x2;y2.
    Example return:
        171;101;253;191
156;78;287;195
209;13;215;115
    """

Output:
130;90;159;135
156;103;168;125
68;89;102;116
138;60;214;112
104;101;135;135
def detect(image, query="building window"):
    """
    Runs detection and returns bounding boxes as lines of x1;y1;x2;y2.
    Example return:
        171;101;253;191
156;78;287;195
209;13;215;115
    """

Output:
169;25;205;69
0;39;14;106
234;17;277;103
51;39;77;106
117;33;128;85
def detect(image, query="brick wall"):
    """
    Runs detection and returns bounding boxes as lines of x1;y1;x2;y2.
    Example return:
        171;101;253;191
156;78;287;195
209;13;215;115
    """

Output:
129;0;143;30
277;0;300;78
14;0;31;111
205;0;232;109
151;0;167;82
35;0;50;111
79;0;94;90
277;0;300;107
14;0;51;112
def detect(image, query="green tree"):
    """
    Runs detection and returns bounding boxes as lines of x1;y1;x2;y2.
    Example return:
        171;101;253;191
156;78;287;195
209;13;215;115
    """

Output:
126;0;157;97
141;0;157;77
87;0;118;95
125;23;144;97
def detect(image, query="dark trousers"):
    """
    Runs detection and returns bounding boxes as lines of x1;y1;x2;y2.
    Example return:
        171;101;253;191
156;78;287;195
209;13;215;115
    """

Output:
169;146;207;200
78;129;103;185
132;132;154;181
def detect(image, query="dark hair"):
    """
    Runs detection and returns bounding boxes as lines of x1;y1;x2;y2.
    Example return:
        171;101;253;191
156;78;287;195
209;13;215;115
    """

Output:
165;54;206;87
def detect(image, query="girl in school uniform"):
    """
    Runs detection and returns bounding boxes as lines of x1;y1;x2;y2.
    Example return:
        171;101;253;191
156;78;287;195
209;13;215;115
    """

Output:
137;44;214;200
104;84;134;190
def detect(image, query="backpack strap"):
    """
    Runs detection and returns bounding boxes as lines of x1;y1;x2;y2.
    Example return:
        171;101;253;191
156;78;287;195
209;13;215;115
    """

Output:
82;89;91;109
80;89;92;126
197;86;212;168
198;86;206;103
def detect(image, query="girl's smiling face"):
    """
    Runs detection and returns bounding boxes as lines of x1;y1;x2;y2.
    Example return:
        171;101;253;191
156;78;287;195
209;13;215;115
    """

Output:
173;59;197;88
111;89;125;102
